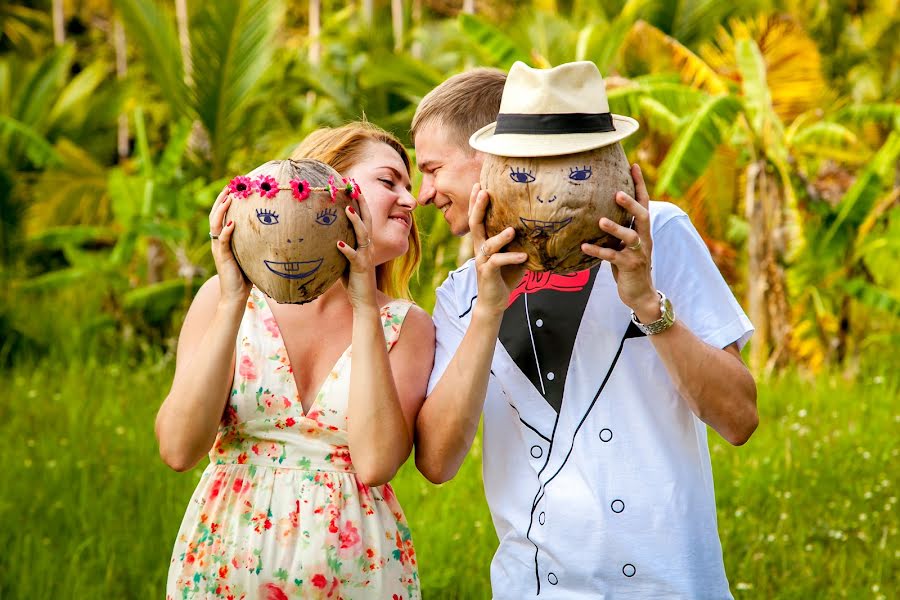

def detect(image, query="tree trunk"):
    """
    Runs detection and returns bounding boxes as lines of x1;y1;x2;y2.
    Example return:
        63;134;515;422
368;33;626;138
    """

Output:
52;0;65;45
745;159;792;374
392;0;404;52
307;0;320;106
175;0;193;87
411;0;422;59
362;0;374;24
113;18;129;161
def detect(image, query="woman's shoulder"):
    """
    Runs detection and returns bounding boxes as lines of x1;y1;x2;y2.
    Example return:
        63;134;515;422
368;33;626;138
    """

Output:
378;296;434;345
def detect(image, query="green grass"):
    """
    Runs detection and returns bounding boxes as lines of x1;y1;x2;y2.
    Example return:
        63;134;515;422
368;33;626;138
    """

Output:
1;355;896;599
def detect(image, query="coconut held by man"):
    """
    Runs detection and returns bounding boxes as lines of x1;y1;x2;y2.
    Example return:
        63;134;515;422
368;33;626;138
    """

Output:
470;61;639;274
223;158;361;304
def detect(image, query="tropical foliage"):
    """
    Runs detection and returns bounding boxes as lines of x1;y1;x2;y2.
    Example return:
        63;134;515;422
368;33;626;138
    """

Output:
2;0;898;375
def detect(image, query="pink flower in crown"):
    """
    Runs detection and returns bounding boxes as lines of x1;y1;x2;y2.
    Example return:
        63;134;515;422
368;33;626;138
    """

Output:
327;175;338;202
228;176;254;199
255;175;279;199
343;177;361;200
290;179;310;202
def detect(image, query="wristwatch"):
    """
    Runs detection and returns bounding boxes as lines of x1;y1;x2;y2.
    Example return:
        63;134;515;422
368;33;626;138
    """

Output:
631;291;676;335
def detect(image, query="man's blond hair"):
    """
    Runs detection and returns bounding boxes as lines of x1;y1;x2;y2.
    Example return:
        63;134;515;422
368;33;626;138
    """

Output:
411;67;506;154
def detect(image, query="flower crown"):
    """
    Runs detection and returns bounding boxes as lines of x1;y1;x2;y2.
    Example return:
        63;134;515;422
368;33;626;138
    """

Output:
228;174;361;203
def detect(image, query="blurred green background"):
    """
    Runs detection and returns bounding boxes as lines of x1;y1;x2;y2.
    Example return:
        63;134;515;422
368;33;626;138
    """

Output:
1;0;897;598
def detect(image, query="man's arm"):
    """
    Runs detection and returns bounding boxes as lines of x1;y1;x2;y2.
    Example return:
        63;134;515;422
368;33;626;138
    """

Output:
415;185;527;484
582;165;758;446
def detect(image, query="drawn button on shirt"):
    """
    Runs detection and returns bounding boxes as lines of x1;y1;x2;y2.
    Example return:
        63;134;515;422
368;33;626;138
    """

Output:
530;445;543;458
539;512;545;525
548;573;558;585
611;499;625;513
599;428;613;442
623;564;636;577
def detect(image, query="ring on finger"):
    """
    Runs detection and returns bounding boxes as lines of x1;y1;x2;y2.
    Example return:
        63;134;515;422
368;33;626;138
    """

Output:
209;231;219;240
479;242;491;259
357;239;371;249
628;238;643;251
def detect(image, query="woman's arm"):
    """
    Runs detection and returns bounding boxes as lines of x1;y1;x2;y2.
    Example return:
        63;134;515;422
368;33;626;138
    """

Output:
155;277;245;471
155;191;251;471
347;303;434;486
339;200;435;486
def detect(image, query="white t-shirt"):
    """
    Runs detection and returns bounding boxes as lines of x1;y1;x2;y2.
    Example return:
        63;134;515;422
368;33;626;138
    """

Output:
428;202;753;599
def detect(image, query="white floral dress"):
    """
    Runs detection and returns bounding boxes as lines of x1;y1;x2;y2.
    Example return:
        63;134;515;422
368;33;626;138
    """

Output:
166;287;419;600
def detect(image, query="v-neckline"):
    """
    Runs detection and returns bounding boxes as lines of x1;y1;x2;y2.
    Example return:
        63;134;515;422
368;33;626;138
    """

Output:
256;289;352;417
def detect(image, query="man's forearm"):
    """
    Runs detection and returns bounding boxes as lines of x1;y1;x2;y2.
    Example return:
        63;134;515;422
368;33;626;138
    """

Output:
415;305;503;483
643;319;758;445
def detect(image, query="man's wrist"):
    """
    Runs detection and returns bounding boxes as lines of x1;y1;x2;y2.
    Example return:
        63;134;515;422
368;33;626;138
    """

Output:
632;291;662;324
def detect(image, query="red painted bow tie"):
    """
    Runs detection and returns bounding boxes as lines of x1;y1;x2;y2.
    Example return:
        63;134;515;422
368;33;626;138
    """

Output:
508;269;591;306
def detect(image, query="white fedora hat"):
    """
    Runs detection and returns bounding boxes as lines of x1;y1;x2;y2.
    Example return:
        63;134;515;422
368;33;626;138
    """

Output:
469;61;639;157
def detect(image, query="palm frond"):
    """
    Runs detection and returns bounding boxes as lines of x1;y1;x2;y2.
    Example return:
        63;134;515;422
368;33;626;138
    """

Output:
46;61;110;133
11;44;73;128
655;94;742;197
0;115;62;168
626;20;728;95
788;122;869;164
824;130;900;244
192;0;283;175
457;13;530;69
114;0;191;119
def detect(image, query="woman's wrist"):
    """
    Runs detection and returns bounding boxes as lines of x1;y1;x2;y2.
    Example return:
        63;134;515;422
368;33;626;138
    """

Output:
217;293;248;315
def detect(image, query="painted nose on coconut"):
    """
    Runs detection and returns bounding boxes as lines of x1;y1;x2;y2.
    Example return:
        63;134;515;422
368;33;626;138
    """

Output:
225;158;361;304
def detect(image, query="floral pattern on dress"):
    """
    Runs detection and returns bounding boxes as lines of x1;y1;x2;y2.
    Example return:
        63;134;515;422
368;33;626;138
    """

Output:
166;287;419;599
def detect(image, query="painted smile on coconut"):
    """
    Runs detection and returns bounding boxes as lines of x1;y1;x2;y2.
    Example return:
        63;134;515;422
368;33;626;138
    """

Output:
263;258;324;280
519;216;573;235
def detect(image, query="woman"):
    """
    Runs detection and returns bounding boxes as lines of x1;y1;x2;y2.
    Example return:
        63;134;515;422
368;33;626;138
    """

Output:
158;122;435;599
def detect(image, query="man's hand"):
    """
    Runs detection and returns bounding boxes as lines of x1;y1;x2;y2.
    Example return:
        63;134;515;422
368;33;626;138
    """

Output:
581;164;659;322
468;183;528;315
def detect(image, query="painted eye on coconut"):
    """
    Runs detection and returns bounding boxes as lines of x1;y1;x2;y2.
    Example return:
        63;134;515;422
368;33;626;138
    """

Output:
569;166;592;181
508;167;535;184
315;208;338;226
256;208;280;225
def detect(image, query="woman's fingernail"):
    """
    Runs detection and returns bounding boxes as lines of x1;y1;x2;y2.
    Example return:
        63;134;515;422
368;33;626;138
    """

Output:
227;220;232;226
348;206;355;214
338;241;346;248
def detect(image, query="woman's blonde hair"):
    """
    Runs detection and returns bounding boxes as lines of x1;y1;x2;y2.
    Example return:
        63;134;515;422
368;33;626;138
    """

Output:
290;121;420;300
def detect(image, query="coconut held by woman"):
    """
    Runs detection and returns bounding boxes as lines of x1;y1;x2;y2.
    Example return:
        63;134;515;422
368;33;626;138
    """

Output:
469;61;640;274
222;159;362;303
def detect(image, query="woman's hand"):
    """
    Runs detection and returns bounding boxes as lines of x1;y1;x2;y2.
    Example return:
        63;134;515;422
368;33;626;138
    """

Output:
209;188;251;305
337;196;378;310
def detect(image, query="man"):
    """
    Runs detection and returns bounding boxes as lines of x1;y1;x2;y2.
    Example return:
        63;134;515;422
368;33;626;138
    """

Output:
412;62;758;598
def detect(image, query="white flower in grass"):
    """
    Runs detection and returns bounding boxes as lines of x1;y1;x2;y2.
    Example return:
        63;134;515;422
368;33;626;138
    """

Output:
735;583;753;591
798;409;807;418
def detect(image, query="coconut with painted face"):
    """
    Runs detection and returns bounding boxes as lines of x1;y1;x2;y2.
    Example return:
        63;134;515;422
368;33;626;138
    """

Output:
469;61;639;274
224;159;360;304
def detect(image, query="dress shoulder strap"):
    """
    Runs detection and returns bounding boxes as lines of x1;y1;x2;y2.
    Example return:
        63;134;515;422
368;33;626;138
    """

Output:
379;299;415;352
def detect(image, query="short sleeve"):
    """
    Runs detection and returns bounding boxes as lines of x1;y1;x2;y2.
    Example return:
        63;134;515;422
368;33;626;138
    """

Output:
652;211;754;350
427;279;468;395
